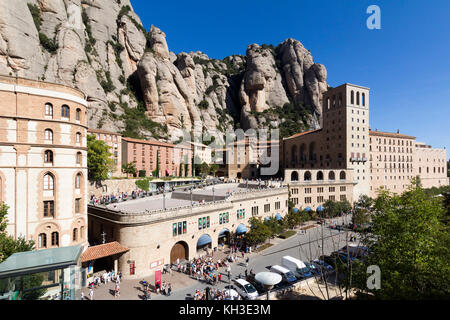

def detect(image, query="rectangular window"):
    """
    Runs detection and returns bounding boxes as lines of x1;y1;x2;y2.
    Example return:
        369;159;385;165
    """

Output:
206;216;210;228
43;201;54;217
340;195;347;201
219;213;223;225
183;221;187;234
264;204;270;213
178;222;182;235
198;218;202;230
203;217;207;229
275;202;280;210
340;186;346;192
329;187;335;192
173;223;177;236
75;198;81;213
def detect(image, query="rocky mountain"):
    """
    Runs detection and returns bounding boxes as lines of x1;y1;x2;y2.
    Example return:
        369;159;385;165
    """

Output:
0;0;328;142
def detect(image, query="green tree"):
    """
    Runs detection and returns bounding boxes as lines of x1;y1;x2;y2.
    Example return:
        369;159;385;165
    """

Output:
199;162;210;178
122;162;137;178
135;179;149;192
351;179;450;299
87;134;114;182
245;217;272;245
152;150;160;177
209;164;219;177
352;195;374;225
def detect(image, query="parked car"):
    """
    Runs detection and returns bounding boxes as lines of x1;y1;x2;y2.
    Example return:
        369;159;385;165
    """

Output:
281;256;313;279
233;279;259;300
304;262;321;276
270;265;298;284
312;259;334;272
223;285;241;300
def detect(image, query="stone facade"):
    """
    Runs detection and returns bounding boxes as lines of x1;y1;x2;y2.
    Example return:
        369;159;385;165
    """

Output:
88;187;289;279
0;75;88;249
414;142;447;189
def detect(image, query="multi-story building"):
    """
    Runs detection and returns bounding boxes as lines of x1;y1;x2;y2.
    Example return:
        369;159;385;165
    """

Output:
186;141;212;165
414;142;447;189
88;184;288;279
87;129;123;177
0;75;88;249
369;130;416;197
121;137;192;177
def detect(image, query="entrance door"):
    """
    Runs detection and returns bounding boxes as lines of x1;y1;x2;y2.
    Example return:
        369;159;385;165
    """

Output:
170;242;188;264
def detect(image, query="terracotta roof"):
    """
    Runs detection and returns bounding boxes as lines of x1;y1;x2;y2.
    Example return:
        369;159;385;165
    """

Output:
369;130;415;139
122;136;176;148
88;128;122;136
284;129;322;140
81;242;129;263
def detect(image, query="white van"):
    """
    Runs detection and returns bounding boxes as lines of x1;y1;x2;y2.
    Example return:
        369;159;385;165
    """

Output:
281;256;313;279
233;279;259;300
269;265;298;283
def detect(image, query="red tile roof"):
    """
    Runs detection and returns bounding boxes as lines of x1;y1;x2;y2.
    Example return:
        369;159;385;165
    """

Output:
122;136;176;148
81;242;129;263
369;130;415;139
284;129;322;140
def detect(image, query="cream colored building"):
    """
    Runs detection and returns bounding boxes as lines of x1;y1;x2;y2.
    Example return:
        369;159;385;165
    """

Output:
0;75;88;250
88;185;289;279
87;129;123;177
282;83;369;203
187;141;212;165
414;142;447;189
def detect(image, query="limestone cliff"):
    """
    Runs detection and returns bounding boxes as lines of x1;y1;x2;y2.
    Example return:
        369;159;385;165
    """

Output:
0;0;328;141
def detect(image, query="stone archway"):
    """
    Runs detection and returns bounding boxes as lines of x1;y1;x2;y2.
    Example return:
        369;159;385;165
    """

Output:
170;241;189;264
218;229;230;246
196;234;212;253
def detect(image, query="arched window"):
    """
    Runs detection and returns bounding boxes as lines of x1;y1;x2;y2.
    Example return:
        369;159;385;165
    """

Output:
362;93;365;106
75;173;82;189
45;103;53;117
309;142;316;161
291;145;297;163
350;91;354;104
291;171;299;181
44;129;53;142
76;108;81;121
356;92;360;105
76;152;82;164
61;105;70;118
80;226;85;239
51;232;59;247
44;173;54;190
38;233;47;249
44;150;53;164
327;98;330;109
332;95;336;107
76;132;81;143
304;171;312;181
299;144;306;162
328;171;335;180
73;228;78;241
316;171;324;180
339;171;346;180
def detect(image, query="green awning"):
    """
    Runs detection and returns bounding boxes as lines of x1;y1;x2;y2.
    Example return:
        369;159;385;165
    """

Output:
0;245;82;278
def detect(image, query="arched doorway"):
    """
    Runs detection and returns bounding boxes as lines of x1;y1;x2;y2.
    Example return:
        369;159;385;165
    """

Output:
196;234;212;253
170;241;189;264
218;229;230;246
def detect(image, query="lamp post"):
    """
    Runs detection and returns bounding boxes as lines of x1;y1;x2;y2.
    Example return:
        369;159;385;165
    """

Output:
190;187;193;206
212;185;215;203
163;190;166;210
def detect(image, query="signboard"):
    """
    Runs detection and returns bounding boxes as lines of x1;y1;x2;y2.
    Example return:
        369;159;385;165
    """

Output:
155;270;162;289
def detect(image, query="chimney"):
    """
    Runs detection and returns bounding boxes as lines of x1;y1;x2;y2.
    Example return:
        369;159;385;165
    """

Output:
397;129;400;133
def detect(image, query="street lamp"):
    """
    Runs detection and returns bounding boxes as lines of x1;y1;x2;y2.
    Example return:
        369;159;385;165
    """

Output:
190;187;193;206
212;185;215;202
163;189;166;210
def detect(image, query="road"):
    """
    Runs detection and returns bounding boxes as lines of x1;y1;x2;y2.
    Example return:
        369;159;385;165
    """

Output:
152;214;356;300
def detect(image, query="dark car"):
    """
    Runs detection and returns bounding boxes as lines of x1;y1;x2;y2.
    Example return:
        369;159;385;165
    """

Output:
304;262;321;276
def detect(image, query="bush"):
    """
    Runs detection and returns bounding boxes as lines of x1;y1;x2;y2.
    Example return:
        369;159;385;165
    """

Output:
278;230;296;239
138;170;146;177
198;100;209;110
27;3;41;32
135;178;149;191
39;33;58;53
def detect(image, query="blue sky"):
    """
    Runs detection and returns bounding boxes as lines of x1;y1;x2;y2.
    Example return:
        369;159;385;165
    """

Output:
131;0;450;154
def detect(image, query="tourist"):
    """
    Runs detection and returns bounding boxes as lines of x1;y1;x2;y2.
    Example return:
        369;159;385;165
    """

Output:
81;291;84;300
167;283;172;296
89;288;94;300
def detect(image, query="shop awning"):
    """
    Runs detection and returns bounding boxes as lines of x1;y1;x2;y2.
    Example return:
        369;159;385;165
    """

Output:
197;234;212;246
275;213;283;221
293;208;299;213
81;242;129;263
218;229;229;237
236;224;248;234
316;206;325;212
305;207;312;212
264;217;271;221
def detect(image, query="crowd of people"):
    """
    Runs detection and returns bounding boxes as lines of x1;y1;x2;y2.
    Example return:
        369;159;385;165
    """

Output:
193;288;243;300
83;270;122;300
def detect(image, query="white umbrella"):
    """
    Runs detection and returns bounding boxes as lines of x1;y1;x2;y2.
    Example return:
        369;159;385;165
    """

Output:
255;272;282;286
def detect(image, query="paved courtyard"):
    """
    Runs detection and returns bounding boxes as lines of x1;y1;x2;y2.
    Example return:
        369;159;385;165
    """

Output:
80;214;357;300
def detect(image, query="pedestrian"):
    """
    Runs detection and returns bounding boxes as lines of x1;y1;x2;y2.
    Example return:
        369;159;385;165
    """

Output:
218;273;222;282
89;288;94;300
245;269;248;278
81;291;84;300
246;257;249;267
168;283;172;296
